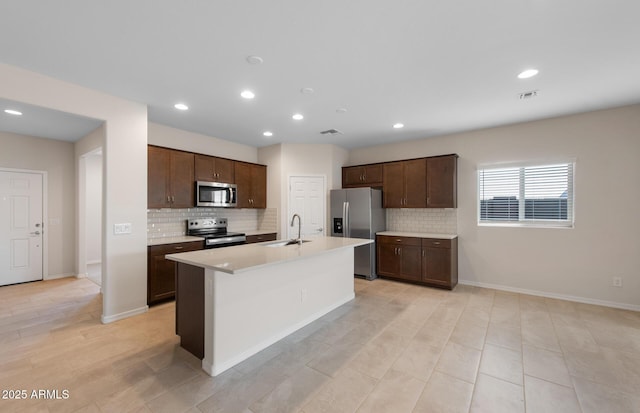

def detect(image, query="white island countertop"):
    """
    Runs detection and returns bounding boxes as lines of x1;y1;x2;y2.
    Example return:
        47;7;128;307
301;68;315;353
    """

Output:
377;231;458;239
166;236;372;274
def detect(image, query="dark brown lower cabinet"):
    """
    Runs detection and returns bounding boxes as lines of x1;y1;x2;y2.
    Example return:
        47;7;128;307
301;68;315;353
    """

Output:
175;263;204;359
376;237;422;282
245;233;277;244
421;238;458;289
377;235;458;289
147;241;203;305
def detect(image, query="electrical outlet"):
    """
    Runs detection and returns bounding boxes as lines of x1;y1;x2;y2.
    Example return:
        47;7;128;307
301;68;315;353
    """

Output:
612;277;623;287
300;288;308;303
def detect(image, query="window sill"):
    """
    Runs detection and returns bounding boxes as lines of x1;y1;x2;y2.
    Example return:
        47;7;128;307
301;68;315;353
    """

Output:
478;222;574;229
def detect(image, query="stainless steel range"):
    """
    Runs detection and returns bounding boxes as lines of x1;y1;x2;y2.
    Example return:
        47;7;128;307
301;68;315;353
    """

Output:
187;218;246;249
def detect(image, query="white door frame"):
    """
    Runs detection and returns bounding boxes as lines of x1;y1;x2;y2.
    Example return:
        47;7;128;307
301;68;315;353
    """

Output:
287;174;326;239
0;167;48;280
77;147;103;285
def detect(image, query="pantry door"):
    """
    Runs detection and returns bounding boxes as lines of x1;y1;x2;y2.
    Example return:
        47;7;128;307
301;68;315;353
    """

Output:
288;176;325;239
0;170;44;286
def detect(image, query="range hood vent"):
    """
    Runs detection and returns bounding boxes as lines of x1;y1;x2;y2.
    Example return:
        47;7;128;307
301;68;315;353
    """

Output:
320;128;344;135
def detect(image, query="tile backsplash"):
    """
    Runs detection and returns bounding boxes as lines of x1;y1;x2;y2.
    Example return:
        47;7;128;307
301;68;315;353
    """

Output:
386;208;457;234
147;208;278;239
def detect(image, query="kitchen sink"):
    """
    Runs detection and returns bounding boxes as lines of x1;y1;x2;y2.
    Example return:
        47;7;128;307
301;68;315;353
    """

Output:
262;239;312;247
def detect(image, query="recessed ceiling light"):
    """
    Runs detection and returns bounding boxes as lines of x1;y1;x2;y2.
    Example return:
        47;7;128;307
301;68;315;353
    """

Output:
174;103;189;111
393;123;404;129
517;69;539;79
292;113;304;120
263;131;273;137
336;108;348;114
241;90;255;99
246;55;264;65
4;109;23;116
300;88;314;95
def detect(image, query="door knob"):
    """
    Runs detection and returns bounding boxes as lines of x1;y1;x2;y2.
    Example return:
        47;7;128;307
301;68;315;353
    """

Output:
30;231;41;235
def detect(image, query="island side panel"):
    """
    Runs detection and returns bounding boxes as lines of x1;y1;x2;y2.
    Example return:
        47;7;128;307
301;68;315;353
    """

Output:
203;247;355;376
176;262;205;359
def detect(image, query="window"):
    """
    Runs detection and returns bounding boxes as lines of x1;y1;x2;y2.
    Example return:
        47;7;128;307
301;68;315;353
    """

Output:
478;162;574;227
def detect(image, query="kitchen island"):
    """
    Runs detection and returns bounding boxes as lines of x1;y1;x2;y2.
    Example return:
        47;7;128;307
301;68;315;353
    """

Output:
165;236;372;376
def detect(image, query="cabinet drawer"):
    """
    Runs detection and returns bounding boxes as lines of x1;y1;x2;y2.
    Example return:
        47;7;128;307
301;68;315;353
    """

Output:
246;233;277;244
149;241;204;256
421;238;451;249
377;235;421;246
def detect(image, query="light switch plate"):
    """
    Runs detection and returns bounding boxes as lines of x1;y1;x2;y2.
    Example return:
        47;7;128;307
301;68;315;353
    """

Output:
114;223;132;235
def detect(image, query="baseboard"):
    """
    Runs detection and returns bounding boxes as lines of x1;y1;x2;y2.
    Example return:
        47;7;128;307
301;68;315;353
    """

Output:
45;272;75;280
202;292;355;376
101;306;149;324
458;279;640;312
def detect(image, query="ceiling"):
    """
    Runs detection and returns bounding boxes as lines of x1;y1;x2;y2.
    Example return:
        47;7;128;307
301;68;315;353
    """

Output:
0;98;103;141
1;0;639;148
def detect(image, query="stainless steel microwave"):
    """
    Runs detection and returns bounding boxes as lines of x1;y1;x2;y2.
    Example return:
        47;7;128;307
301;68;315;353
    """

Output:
196;181;237;207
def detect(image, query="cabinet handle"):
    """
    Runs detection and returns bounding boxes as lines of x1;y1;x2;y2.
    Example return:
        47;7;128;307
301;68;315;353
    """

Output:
175;246;183;250
171;196;175;203
422;250;425;257
396;239;402;242
433;241;441;245
167;195;171;203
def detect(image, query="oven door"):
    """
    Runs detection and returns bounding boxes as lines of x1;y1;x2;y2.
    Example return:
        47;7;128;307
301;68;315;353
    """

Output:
204;236;247;249
197;181;237;207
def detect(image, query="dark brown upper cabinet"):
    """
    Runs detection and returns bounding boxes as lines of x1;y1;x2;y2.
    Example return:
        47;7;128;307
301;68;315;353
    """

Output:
342;164;383;188
194;154;235;183
383;158;427;208
426;155;457;208
148;146;194;209
235;162;267;208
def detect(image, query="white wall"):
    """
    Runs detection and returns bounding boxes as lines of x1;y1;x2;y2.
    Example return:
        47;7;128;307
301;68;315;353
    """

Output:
258;143;348;238
348;104;640;309
148;122;258;163
0;131;76;278
1;63;148;323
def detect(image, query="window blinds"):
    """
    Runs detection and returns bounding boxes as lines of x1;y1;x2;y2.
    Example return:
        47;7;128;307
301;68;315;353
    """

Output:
478;162;574;227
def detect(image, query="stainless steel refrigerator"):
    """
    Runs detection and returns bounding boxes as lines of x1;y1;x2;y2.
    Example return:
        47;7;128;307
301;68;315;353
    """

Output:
330;188;386;280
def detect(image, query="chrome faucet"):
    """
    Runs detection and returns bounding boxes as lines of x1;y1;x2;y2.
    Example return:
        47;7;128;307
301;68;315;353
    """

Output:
290;213;302;244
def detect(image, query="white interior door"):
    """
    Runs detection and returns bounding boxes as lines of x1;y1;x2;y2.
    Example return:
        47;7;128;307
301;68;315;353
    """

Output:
288;176;325;239
0;171;44;286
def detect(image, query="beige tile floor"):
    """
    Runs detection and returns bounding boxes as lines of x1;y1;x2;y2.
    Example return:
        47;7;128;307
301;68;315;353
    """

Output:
1;276;639;413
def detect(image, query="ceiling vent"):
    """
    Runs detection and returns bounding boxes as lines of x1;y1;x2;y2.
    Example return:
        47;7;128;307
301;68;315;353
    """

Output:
320;129;344;135
519;90;539;100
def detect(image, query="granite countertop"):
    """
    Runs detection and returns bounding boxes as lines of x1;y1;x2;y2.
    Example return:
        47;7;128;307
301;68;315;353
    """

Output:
376;231;458;239
147;236;205;247
166;236;372;274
